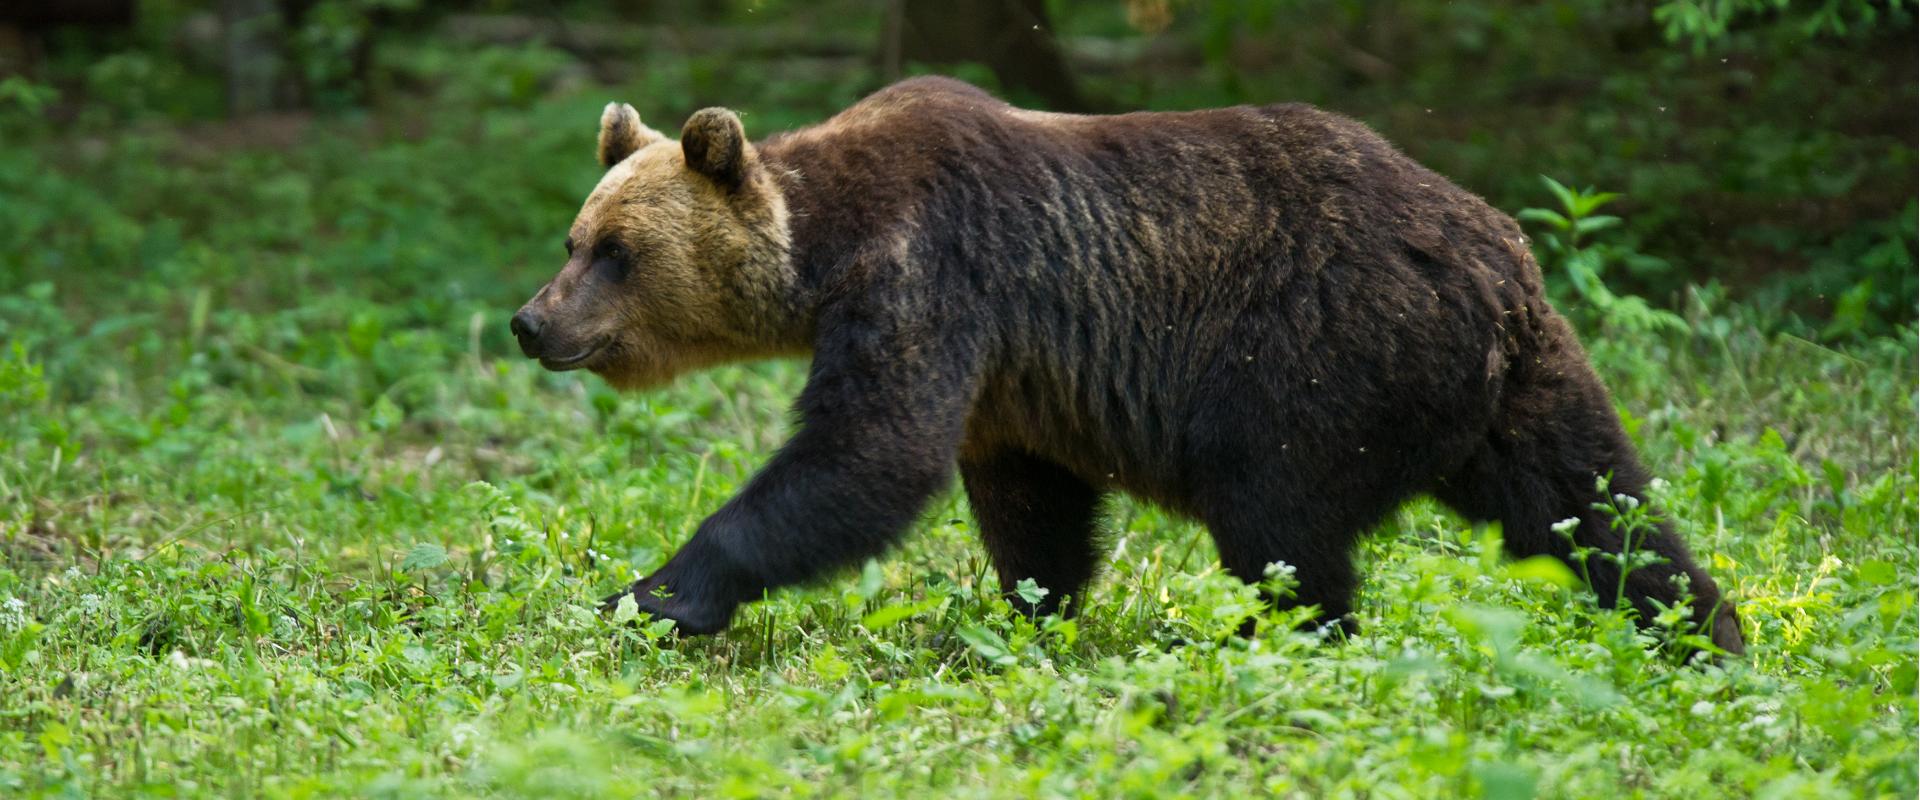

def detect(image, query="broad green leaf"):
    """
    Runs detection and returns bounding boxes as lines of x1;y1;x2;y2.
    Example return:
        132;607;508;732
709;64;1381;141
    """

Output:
612;593;639;624
861;598;942;629
1517;208;1571;229
1504;556;1580;589
1014;578;1050;606
399;543;449;572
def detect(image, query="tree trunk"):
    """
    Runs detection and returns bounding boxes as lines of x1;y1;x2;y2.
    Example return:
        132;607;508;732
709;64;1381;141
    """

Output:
897;0;1091;111
221;0;284;116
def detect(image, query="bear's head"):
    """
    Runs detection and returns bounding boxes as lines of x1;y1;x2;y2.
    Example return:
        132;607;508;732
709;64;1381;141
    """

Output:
511;102;797;389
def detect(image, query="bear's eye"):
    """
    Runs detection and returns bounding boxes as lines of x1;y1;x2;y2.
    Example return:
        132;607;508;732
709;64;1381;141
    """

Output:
564;238;576;256
592;241;632;281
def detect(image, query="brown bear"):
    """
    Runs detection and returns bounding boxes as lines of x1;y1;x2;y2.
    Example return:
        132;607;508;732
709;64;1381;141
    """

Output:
510;77;1744;655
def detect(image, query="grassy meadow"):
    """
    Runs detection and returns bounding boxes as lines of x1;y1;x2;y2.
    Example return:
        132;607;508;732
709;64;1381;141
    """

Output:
1;75;1916;799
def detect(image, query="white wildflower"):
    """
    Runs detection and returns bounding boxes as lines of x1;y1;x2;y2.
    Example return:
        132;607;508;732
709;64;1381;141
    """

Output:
0;596;27;630
167;650;215;671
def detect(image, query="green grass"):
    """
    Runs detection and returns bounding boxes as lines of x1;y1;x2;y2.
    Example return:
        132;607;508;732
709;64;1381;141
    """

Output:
0;89;1914;798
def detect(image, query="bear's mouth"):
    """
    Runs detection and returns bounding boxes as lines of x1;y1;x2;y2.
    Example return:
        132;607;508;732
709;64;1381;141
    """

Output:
539;337;609;371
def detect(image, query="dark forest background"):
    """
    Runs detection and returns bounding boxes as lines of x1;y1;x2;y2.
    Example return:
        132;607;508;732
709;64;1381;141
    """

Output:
1;0;1914;336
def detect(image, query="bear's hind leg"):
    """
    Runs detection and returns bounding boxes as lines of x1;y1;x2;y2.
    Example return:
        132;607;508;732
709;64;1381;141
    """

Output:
960;450;1105;618
1436;357;1745;656
1199;501;1364;638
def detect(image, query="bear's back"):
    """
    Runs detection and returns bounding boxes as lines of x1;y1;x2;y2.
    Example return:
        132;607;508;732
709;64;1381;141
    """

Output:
789;78;1530;296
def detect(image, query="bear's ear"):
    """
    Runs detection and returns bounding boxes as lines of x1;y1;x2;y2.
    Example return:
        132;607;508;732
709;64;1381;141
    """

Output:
598;102;664;168
680;107;748;190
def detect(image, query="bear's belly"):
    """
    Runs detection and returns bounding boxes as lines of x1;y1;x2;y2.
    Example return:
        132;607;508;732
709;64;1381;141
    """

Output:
961;375;1198;511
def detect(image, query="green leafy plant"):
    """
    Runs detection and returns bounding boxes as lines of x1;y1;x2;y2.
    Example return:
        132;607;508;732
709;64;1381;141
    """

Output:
1655;0;1912;49
1521;176;1689;338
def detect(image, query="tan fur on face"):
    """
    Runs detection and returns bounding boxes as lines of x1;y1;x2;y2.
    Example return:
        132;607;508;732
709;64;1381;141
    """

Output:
531;131;802;391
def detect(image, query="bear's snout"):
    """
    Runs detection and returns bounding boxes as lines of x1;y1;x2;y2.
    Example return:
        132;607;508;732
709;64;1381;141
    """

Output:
509;309;546;358
510;305;607;371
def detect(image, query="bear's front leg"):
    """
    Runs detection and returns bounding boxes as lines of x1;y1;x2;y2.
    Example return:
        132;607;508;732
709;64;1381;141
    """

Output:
601;529;758;635
604;302;978;634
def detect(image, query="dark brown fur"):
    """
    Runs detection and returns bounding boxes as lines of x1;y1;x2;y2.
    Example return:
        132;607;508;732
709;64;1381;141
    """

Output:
512;77;1743;655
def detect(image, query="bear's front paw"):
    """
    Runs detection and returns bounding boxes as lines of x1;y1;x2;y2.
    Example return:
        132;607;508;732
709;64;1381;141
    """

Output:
600;578;737;636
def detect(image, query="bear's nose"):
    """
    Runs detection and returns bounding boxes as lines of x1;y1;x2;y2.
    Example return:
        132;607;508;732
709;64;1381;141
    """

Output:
509;310;544;356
